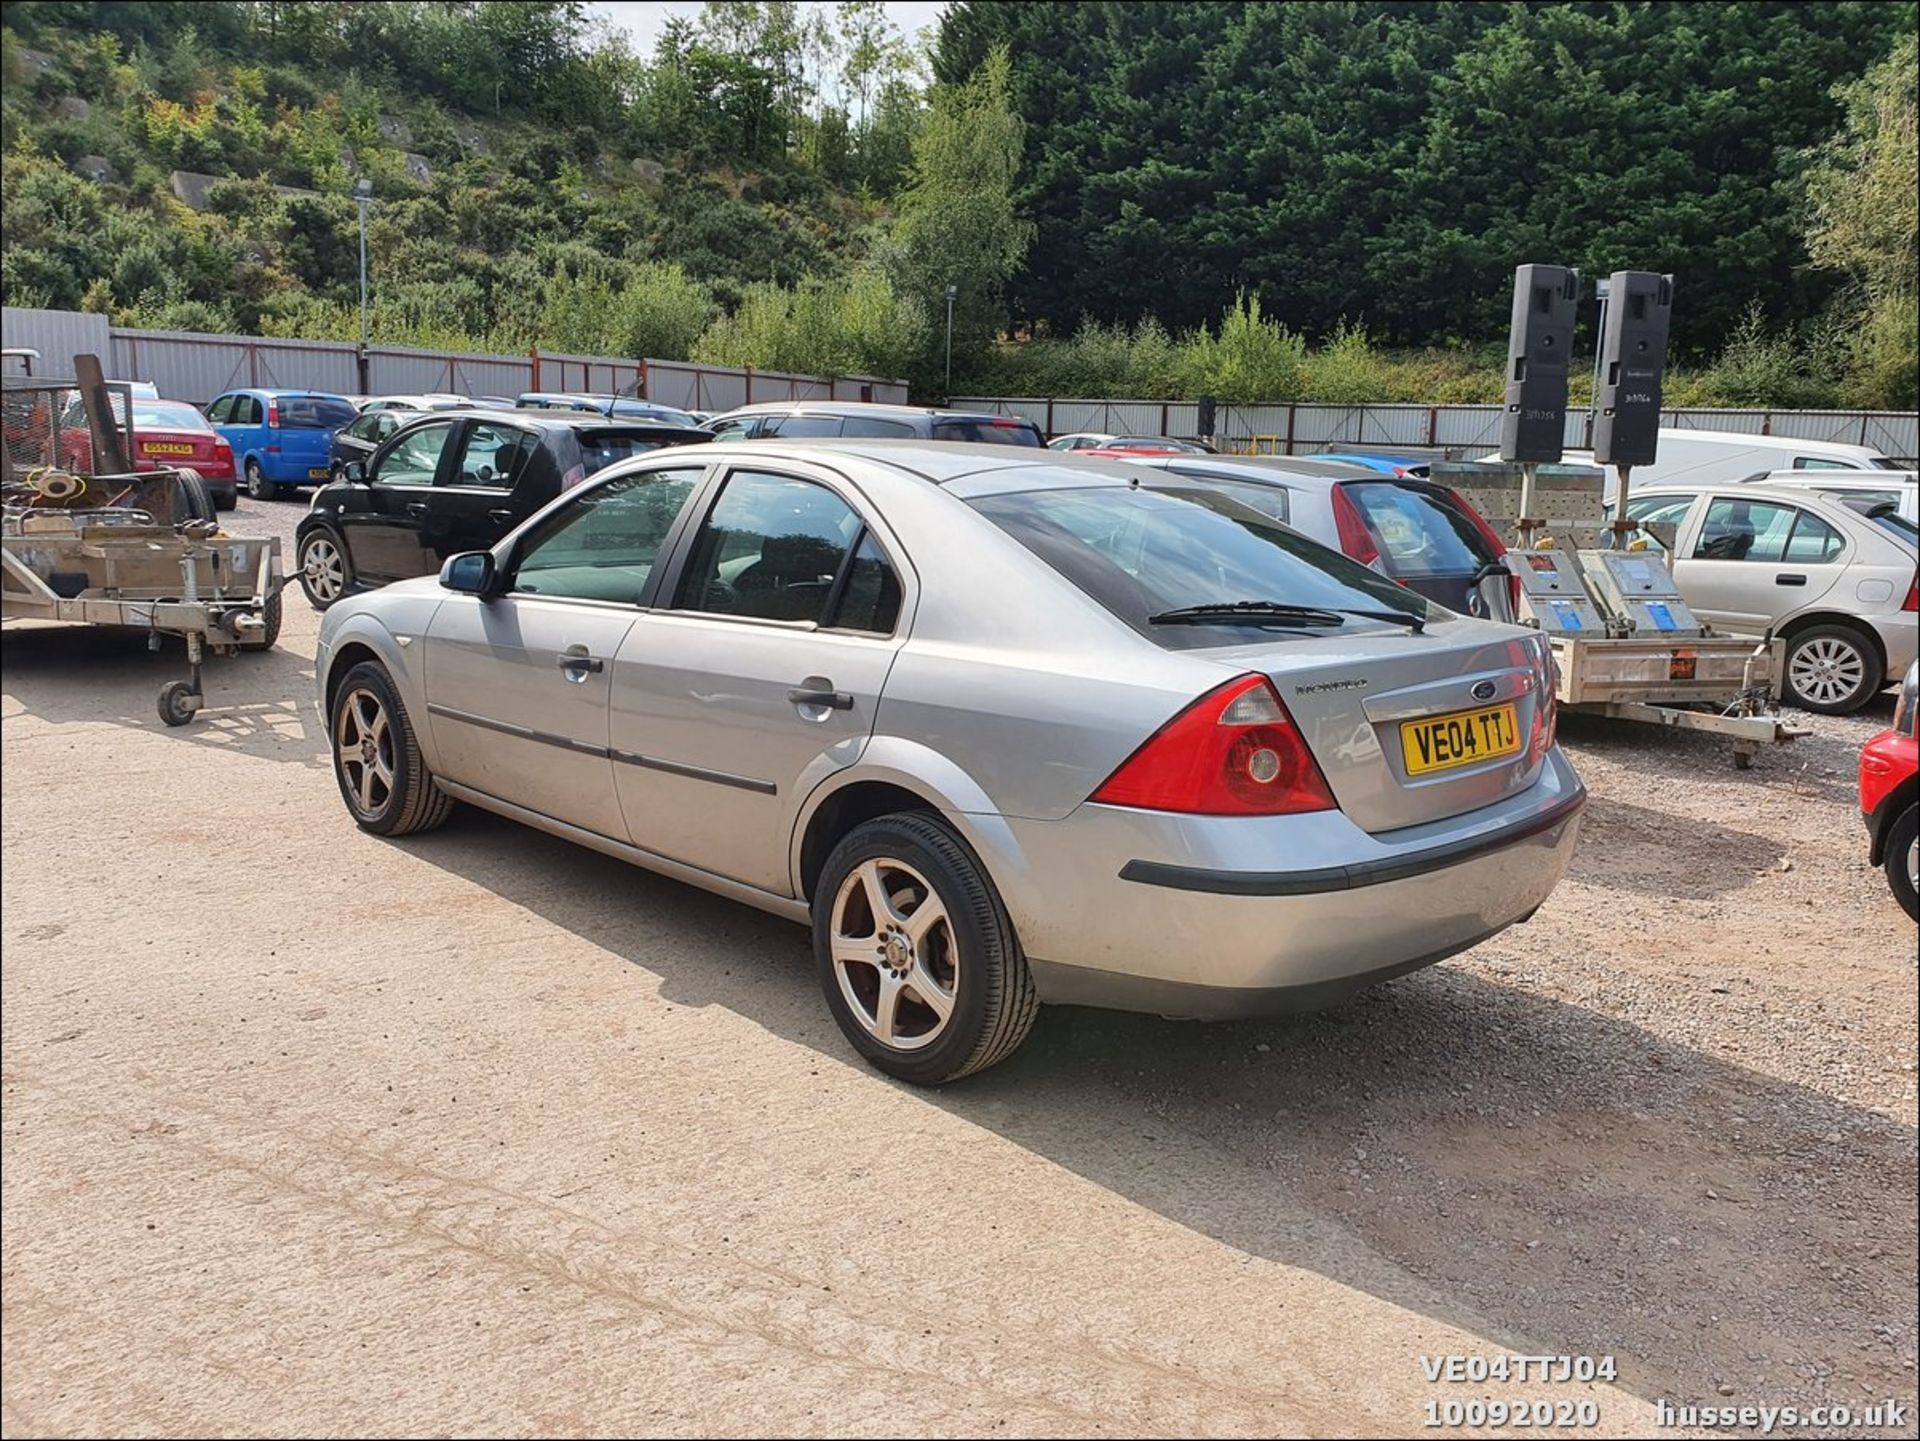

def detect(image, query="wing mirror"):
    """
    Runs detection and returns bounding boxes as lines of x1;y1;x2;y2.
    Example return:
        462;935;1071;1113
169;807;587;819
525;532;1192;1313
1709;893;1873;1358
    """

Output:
440;551;496;595
344;460;368;483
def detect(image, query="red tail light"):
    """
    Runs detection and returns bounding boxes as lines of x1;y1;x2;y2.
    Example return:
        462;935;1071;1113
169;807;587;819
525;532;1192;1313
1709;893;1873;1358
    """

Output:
1091;675;1336;816
1449;486;1522;618
266;398;280;428
1904;578;1917;613
1331;483;1381;567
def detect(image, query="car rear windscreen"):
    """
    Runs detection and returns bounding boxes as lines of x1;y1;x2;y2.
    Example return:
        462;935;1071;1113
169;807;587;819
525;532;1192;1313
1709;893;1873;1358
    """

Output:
279;397;359;429
1342;481;1499;577
133;402;212;431
969;483;1427;647
932;418;1042;447
578;431;688;475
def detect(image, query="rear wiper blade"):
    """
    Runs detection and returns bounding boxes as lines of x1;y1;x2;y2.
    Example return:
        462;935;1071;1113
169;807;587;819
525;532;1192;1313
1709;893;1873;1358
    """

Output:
1148;601;1345;627
1331;606;1426;634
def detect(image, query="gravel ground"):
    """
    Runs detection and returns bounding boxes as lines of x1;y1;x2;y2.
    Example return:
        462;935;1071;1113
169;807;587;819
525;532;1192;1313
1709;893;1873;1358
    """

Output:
2;495;1915;1437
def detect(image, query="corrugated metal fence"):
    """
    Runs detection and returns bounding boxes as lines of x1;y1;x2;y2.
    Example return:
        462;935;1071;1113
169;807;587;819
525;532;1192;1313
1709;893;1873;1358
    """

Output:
952;396;1920;464
1;306;907;411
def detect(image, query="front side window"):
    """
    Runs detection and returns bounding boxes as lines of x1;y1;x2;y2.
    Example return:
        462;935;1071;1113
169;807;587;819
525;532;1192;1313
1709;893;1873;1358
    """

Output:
970;483;1428;649
676;471;863;624
346;413;383;442
512;467;702;604
206;396;235;424
448;423;535;489
1693;498;1796;562
373;421;455;487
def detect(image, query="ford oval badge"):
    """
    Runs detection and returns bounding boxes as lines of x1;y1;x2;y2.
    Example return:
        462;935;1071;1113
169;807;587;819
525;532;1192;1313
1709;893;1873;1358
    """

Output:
1471;679;1498;702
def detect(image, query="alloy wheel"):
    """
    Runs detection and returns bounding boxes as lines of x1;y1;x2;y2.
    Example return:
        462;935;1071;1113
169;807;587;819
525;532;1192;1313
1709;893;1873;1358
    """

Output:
828;858;958;1052
302;536;345;603
1788;636;1866;708
1908;835;1918;897
336;687;395;819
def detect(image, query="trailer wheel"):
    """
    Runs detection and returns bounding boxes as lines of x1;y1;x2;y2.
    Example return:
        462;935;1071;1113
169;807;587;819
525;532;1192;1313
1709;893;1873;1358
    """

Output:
239;592;283;651
157;680;197;727
173;470;217;524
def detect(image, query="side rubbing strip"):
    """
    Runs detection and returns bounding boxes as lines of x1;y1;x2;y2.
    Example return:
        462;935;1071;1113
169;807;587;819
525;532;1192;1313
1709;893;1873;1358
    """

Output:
610;748;777;796
427;703;609;758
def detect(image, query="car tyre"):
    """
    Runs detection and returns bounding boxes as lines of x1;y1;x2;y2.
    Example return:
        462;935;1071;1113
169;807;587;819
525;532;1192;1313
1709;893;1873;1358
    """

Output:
329;660;455;836
173;469;217;523
1783;624;1882;714
813;811;1037;1085
213;483;238;511
245;458;278;501
298;528;353;611
1886;804;1919;922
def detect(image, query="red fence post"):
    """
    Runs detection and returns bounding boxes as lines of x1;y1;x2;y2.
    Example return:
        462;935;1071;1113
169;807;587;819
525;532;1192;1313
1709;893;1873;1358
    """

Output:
529;347;541;392
639;358;649;400
247;342;258;387
1427;405;1438;446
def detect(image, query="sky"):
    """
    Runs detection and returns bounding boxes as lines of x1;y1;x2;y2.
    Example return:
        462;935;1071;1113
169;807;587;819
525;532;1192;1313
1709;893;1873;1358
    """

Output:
585;2;950;58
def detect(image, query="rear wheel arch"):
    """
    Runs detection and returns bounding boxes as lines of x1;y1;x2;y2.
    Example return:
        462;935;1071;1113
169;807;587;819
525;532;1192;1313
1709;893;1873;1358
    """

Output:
796;779;941;903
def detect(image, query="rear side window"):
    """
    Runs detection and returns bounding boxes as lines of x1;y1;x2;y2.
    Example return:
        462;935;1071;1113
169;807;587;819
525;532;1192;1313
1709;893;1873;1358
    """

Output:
1793;457;1856;470
970;484;1427;648
237;395;263;425
278;396;357;429
832;531;903;634
931;418;1042;447
1780;510;1845;562
1341;481;1498;577
840;415;917;438
763;415;844;438
676;471;862;624
449;423;536;489
577;428;692;477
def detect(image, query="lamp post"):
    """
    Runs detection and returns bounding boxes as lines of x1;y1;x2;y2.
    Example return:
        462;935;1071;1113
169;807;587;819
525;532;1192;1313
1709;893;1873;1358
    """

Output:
353;179;373;392
943;285;957;398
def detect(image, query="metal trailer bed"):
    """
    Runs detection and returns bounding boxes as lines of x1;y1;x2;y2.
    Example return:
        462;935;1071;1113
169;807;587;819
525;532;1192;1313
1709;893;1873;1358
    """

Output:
2;358;285;725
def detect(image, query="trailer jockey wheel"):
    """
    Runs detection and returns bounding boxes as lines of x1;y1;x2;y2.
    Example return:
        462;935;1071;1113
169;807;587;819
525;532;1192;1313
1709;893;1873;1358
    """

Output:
157;680;198;727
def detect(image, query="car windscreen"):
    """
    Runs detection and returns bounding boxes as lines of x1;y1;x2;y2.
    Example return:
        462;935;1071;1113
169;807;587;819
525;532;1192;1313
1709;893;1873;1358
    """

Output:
931;418;1043;447
278;396;358;429
577;430;691;476
969;483;1430;646
1341;480;1499;577
132;402;212;432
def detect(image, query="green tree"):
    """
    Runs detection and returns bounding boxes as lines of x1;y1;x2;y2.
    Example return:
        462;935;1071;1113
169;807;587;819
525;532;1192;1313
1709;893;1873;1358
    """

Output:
887;44;1031;380
1804;31;1918;406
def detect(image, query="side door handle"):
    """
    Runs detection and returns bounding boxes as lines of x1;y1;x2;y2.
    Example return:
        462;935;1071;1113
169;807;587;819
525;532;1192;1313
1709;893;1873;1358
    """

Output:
487;508;515;524
557;644;604;679
405;502;428;518
787;685;854;711
1775;573;1807;586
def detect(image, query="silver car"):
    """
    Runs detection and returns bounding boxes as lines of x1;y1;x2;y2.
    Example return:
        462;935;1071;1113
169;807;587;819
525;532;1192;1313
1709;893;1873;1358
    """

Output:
1618;481;1919;713
316;442;1586;1083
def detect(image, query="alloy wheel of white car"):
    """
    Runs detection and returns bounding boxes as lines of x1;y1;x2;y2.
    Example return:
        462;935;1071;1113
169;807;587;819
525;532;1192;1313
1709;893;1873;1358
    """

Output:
1785;631;1872;712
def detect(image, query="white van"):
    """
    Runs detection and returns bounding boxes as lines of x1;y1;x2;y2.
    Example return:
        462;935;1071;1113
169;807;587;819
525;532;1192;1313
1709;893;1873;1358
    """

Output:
1483;428;1903;492
1737;469;1918;525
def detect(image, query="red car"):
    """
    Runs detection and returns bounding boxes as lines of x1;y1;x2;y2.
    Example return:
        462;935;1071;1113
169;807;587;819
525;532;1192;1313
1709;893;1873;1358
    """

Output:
1860;661;1919;920
58;398;238;510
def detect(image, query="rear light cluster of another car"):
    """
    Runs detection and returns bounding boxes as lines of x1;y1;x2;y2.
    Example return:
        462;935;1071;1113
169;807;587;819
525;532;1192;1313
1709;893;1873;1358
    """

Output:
1903;578;1917;613
1330;484;1381;568
1450;486;1523;618
1528;637;1559;765
1092;675;1336;816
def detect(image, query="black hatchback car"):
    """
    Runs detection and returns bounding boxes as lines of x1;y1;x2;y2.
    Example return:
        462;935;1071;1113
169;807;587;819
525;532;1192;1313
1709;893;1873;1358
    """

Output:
295;409;702;609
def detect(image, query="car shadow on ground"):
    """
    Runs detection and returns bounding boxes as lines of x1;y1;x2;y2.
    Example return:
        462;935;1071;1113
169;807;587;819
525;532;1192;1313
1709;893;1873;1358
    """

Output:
1566;797;1783;898
394;808;1918;1417
0;623;328;769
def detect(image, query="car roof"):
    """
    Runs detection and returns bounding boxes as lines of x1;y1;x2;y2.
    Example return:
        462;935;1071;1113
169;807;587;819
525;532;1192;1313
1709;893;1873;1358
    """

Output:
392;406;703;435
226;387;355;399
1110;452;1382;485
717;401;1036;424
1737;468;1916;486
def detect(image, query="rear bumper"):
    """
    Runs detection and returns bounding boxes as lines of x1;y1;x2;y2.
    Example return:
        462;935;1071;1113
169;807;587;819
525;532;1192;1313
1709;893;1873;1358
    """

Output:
1866;614;1918;682
1859;730;1918;866
995;748;1585;1016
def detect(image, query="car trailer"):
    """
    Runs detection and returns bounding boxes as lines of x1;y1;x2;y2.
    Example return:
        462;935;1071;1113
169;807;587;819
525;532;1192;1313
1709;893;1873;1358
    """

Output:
2;356;285;725
1441;459;1807;769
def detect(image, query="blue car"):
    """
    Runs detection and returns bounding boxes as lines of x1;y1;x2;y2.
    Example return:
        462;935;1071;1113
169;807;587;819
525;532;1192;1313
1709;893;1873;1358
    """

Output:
1316;451;1432;478
206;388;360;500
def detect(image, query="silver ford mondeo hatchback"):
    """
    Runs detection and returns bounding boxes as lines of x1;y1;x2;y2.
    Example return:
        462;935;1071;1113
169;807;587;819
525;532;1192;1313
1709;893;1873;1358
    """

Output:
317;441;1585;1083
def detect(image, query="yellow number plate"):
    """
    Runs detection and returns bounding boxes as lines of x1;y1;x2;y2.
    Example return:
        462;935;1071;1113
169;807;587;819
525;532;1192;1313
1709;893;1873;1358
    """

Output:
143;441;195;455
1400;703;1521;776
308;467;331;479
